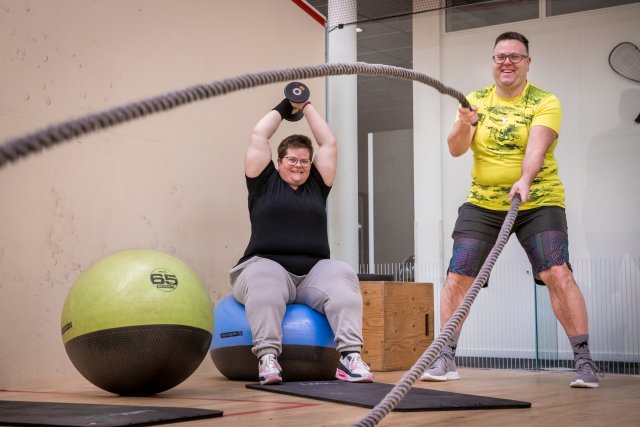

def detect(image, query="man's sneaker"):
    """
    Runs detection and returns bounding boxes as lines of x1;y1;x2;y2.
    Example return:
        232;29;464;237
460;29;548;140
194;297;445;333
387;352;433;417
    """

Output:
258;354;282;385
570;358;601;388
420;353;460;382
336;353;374;383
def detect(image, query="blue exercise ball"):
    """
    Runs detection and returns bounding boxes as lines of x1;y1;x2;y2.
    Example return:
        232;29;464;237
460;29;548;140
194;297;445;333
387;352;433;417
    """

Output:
210;295;338;381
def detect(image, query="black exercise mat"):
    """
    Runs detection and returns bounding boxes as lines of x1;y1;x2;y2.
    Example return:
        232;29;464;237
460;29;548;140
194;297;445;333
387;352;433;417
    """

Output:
0;400;222;427
247;381;531;412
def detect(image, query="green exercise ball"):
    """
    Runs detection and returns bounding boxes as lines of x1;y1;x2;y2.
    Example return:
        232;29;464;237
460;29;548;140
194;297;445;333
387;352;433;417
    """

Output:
61;249;213;396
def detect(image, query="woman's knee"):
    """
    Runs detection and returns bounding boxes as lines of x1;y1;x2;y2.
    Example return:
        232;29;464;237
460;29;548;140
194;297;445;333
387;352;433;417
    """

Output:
315;259;357;280
319;260;359;291
300;260;361;311
233;258;291;303
245;258;288;281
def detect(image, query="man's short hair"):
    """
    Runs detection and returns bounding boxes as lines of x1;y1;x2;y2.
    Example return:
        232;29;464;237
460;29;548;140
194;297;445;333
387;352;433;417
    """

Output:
495;31;529;54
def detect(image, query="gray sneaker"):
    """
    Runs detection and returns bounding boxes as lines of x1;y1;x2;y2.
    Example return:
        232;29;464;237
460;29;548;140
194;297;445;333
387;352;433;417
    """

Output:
570;358;601;388
420;352;460;382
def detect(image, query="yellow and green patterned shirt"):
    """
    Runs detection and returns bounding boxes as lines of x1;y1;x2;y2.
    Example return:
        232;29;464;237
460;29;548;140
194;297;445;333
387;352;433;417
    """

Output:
464;82;564;211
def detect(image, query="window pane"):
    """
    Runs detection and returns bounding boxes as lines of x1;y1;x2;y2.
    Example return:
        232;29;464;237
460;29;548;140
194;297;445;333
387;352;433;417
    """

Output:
356;15;415;267
446;0;539;33
547;0;639;16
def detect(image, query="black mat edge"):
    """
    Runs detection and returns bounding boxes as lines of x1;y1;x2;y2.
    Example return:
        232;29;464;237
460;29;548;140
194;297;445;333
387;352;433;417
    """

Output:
0;400;223;427
246;381;531;412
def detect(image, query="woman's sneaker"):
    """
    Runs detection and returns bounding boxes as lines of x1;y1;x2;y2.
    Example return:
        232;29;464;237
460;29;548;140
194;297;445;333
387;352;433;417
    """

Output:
259;354;282;385
336;353;374;383
570;358;601;388
420;353;460;381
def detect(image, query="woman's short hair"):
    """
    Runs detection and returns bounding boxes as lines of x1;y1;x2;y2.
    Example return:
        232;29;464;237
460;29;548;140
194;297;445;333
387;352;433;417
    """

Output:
277;134;314;160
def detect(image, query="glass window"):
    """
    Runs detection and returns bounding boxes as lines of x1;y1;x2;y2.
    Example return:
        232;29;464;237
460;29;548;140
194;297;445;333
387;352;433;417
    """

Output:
546;0;639;16
445;0;539;32
356;16;415;268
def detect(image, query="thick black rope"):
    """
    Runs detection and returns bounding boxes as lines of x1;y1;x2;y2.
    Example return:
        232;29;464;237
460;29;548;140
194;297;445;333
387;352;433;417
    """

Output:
0;61;510;426
353;195;522;427
0;62;470;168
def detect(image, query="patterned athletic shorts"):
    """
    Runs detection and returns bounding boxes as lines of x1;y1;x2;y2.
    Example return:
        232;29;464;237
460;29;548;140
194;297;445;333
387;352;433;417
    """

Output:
448;203;572;286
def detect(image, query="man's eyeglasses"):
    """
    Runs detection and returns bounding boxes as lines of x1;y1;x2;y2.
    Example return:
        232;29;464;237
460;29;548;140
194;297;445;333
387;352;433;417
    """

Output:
492;54;529;64
283;156;311;167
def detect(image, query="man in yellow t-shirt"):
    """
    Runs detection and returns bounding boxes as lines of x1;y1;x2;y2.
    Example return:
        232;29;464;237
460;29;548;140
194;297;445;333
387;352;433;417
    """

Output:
421;32;600;388
466;82;565;210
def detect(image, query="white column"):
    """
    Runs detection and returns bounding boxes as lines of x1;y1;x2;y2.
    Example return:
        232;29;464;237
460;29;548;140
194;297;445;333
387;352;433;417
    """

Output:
413;12;444;278
413;12;444;331
326;0;359;269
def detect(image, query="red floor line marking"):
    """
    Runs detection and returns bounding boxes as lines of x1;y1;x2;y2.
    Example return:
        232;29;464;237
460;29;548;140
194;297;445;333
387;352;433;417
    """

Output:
153;394;321;405
223;403;324;417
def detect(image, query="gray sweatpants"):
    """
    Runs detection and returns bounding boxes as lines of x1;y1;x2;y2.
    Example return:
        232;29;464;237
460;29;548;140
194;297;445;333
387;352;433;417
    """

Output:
229;256;364;359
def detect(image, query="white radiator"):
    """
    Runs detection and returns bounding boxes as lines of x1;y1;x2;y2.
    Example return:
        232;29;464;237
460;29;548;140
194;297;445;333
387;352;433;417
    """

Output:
360;256;640;374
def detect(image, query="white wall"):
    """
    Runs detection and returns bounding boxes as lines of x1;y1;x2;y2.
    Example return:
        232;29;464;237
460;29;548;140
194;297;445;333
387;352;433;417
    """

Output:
0;0;326;388
414;4;640;360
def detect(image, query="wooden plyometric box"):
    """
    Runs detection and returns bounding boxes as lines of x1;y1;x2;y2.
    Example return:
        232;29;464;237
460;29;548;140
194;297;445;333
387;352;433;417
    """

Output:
360;281;434;371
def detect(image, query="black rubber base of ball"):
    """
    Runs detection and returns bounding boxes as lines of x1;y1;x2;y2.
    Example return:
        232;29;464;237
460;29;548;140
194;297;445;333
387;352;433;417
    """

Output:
210;345;339;382
65;325;212;396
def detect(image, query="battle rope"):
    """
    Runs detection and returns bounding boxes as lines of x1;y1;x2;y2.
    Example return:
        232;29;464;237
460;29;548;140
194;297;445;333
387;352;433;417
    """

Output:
353;194;522;427
0;62;471;168
0;61;513;427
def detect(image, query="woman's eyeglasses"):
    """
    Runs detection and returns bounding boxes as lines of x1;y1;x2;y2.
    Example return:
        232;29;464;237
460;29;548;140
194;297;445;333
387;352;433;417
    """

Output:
283;156;311;166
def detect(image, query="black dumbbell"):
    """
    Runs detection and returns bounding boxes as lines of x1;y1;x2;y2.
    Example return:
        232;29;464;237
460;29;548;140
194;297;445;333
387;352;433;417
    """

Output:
284;82;310;122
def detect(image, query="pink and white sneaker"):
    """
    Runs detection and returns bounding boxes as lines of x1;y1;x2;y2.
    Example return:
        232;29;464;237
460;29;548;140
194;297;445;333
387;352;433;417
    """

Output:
259;354;282;385
336;353;374;383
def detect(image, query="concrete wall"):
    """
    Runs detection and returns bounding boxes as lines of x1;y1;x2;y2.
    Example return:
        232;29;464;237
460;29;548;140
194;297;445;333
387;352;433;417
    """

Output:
0;0;325;388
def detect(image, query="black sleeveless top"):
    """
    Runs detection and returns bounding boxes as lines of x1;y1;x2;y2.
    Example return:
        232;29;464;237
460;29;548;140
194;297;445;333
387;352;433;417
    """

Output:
238;162;331;275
